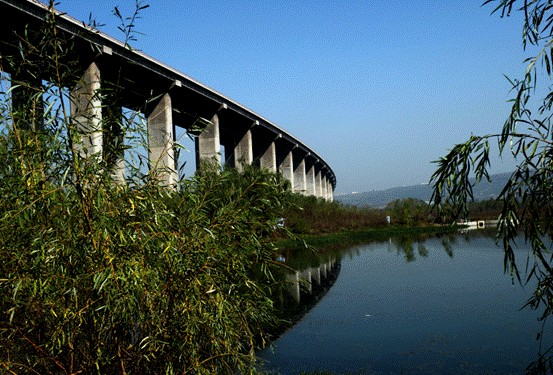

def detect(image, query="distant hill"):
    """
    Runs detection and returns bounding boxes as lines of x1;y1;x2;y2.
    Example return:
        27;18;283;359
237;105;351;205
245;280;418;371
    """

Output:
335;172;511;208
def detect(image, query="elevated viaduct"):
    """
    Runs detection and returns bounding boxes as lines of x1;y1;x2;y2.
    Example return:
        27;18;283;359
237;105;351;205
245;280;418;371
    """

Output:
0;0;336;199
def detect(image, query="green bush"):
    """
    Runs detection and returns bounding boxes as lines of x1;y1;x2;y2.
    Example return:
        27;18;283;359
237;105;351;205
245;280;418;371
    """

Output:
384;198;431;226
1;167;290;375
0;3;290;374
284;194;387;234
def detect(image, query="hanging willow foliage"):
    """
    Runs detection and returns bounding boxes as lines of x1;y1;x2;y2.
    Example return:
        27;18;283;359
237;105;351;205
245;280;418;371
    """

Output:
431;1;553;373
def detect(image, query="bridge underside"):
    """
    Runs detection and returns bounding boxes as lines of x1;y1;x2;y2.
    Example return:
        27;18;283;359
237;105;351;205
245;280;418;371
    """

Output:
0;0;336;200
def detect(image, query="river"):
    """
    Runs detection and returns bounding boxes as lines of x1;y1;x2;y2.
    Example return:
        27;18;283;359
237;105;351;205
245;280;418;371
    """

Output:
257;230;550;374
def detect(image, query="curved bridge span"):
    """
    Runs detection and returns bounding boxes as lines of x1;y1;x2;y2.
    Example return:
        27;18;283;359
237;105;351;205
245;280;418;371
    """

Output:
0;0;336;200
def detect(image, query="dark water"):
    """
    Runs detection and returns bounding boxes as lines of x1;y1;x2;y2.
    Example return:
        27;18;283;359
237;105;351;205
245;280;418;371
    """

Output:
258;231;549;374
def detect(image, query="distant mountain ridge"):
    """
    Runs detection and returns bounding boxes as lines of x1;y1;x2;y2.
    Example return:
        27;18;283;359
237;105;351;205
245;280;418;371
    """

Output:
335;172;511;208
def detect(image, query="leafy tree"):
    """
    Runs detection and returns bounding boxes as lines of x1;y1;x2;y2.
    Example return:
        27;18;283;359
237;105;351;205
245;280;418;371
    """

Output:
467;198;503;220
431;0;553;371
385;198;429;226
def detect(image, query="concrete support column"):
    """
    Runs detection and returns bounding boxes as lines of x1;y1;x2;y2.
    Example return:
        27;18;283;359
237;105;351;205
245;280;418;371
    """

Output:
293;158;306;194
321;262;328;278
306;166;316;196
260;141;277;172
111;155;125;183
315;169;322;198
196;112;222;169
71;62;102;162
147;93;177;187
279;151;294;191
329;183;334;202
234;128;253;171
322;176;328;201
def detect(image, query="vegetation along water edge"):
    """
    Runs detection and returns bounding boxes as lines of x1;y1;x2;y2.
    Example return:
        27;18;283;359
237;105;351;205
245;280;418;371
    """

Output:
3;0;548;374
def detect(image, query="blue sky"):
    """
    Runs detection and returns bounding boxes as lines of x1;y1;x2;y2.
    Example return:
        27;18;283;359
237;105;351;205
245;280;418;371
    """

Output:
56;0;534;195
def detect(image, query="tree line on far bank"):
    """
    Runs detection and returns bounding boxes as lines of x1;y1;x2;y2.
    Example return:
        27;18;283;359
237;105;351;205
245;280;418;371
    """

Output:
283;195;504;234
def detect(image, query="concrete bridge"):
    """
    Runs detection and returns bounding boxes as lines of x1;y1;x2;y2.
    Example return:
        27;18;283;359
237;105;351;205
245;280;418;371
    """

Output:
0;0;336;200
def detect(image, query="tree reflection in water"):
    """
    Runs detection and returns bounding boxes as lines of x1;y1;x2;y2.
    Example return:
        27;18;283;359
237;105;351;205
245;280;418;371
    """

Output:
260;229;548;374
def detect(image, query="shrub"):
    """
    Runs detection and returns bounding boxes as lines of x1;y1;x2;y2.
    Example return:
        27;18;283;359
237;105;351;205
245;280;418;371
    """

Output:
384;198;431;226
284;194;387;234
0;3;289;374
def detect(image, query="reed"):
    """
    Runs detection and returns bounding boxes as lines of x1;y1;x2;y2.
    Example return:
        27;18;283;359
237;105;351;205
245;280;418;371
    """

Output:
0;3;291;374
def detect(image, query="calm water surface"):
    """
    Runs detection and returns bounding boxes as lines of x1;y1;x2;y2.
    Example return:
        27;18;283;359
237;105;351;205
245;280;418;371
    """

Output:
258;231;549;374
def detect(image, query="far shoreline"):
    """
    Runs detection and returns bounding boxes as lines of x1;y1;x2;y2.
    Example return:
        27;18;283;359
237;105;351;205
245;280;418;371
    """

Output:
276;224;463;253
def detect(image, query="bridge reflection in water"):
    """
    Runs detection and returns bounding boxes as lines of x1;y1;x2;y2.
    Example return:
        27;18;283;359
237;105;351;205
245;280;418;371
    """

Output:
266;252;341;344
260;231;547;375
285;258;340;304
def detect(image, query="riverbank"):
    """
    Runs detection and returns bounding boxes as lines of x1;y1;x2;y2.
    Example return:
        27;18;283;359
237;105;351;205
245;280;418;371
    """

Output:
277;224;461;252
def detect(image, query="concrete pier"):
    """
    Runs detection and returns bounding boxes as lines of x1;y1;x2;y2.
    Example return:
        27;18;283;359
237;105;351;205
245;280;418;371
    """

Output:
320;262;328;278
71;62;103;163
315;169;322;198
279;151;294;192
286;272;301;303
233;127;253;171
311;267;321;285
196;108;223;169
260;141;277;172
284;260;340;304
147;92;177;186
294;158;307;194
299;269;313;294
306;165;316;196
321;177;328;201
326;181;334;202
